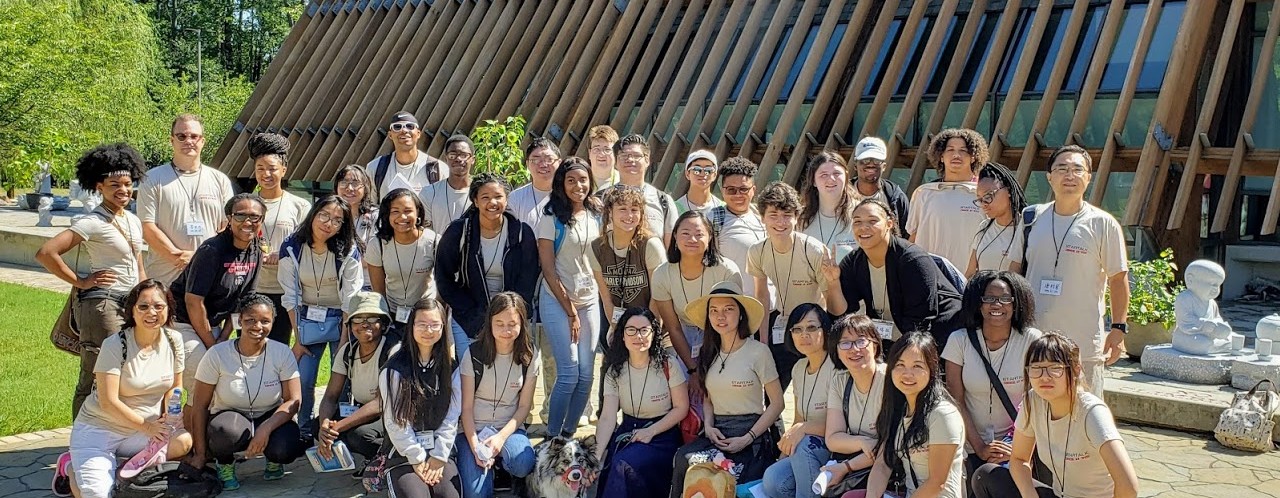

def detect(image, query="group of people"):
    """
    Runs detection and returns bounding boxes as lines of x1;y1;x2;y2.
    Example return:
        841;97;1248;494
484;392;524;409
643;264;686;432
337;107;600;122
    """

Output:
42;111;1140;498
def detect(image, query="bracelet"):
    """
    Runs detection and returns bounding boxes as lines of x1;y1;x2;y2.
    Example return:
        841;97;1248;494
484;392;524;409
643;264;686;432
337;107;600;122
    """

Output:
844;461;854;473
747;429;757;440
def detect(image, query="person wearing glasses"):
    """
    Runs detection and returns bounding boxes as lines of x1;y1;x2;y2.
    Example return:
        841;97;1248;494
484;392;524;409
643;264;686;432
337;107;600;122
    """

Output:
601;134;679;246
964;163;1027;277
1022;145;1130;397
706;157;769;300
508;138;562;227
366;111;445;201
421;134;476;233
277;195;364;437
587;124;621;192
247;133;312;345
971;333;1138;498
848;137;910;230
139;113;236;285
798;151;859;262
942;271;1042;480
762;304;837;498
366;189;439;334
675;150;724;214
332;164;379;288
314;292;399;464
169;193;264;399
589;308;689;498
818;315;887;496
905;128;989;271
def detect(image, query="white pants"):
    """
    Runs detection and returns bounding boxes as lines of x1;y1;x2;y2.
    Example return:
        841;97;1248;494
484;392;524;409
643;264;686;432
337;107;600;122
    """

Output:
173;322;208;396
69;421;150;498
1082;360;1106;399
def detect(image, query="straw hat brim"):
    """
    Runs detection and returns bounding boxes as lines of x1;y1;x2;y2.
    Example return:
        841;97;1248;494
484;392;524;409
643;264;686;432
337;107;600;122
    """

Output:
684;289;766;333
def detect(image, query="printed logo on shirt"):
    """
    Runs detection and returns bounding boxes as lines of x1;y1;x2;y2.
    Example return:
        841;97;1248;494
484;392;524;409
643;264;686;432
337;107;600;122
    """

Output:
729;380;757;388
648;393;670;404
226;261;257;276
195;193;221;204
960;205;981;214
789;278;817;287
263;379;281;388
1064;243;1089;255
1001;376;1024;388
1064;451;1090;463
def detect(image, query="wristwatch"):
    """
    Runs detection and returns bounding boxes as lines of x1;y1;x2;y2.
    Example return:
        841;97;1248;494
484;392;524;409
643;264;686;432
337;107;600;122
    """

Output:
1111;323;1128;334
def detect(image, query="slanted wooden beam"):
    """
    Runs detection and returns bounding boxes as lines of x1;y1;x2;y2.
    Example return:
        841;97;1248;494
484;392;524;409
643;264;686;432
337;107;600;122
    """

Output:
1011;0;1090;186
1090;0;1163;206
879;0;959;179
986;0;1055;163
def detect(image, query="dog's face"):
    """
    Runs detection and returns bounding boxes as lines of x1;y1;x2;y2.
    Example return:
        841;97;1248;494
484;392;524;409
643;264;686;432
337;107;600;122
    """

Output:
533;435;599;496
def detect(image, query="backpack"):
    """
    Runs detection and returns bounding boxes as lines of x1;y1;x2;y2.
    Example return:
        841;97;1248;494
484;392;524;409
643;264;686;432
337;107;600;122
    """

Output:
373;152;440;198
930;254;967;293
342;336;399;376
1018;204;1049;276
470;345;529;387
93;329;182;393
113;461;222;498
708;205;729;238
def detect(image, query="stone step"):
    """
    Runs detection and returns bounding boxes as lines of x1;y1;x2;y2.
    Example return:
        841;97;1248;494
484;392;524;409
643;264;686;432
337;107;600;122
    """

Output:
1105;359;1280;443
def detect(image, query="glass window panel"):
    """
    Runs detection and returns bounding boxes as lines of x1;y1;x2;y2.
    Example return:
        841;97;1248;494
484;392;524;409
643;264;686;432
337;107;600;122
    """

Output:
781;24;822;100
1064;6;1106;92
955;13;1000;94
1099;4;1146;91
1043;98;1077;146
1137;1;1185;90
710;25;749;100
892;17;937;95
1027;8;1071;93
1001;99;1042;147
807;23;848;99
866;20;904;96
998;11;1034;93
755;26;795;101
1080;96;1116;148
1254;30;1280;148
925;14;969;95
730;25;766;102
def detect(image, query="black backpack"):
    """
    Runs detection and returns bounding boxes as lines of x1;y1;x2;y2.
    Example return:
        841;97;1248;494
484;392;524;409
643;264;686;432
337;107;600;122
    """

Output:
373;153;440;199
114;461;222;498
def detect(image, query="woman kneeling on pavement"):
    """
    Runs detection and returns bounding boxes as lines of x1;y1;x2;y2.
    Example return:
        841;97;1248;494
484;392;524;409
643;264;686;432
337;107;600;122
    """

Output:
68;279;190;498
188;293;305;491
314;291;400;464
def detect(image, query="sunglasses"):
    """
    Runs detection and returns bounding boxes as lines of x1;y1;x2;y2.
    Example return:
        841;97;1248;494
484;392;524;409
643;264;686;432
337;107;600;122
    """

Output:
389;122;418;133
687;166;717;176
972;187;1006;207
838;338;872;350
230;213;263;223
980;295;1015;305
350;316;383;325
790;325;822;335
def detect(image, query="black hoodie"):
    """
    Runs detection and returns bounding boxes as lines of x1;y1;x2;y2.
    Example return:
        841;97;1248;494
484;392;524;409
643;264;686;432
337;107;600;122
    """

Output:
434;209;540;337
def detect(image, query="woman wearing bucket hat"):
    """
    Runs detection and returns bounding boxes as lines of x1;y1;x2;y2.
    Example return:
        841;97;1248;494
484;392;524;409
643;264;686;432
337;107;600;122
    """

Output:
314;291;401;464
669;281;784;498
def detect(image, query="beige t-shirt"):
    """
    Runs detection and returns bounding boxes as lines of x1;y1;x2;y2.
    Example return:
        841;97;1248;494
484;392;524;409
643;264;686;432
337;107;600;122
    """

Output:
941;328;1043;446
137;163;236;285
507;184;550;227
789;357;837;423
195;339;300;419
365;151;446;200
1023;203;1127;361
78;330;184;435
331;337;395;405
715;208;767;298
868;264;900;339
462;350;540;429
297;248;341;308
536;211;603;306
826;365;886;437
906;181;986;270
256;192;312;294
802;213;858;262
639;183;679;242
970;220;1023;273
421;179;470;233
366;230;440;313
705;339;778;416
748;233;829;332
479;229;507;302
899;400;966;498
1016;392;1122;498
68;207;145;293
604;355;687;419
650;260;744;328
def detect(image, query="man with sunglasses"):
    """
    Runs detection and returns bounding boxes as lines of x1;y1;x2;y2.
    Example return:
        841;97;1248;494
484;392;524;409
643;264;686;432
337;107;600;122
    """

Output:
365;111;445;201
139;113;237;285
850;137;910;232
420;134;476;232
675;150;724;214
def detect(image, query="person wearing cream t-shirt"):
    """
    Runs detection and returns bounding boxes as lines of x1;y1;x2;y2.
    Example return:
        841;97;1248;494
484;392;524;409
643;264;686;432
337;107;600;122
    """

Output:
820;314;889;490
798;150;860;262
605;134;679;245
365;111;446;201
420;134;475;233
508;138;561;227
966;163;1027;277
650;219;743;368
246;132;312;345
365;224;440;323
711;156;771;301
314;292;398;460
908;128;991;270
762;303;837;498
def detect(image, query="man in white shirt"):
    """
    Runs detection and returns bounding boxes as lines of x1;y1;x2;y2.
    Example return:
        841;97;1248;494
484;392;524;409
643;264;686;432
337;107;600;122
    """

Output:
421;134;475;233
586;125;620;192
707;157;769;299
907;128;989;269
365;111;446;202
1023;145;1130;397
139;114;236;285
508;138;561;227
600;134;678;246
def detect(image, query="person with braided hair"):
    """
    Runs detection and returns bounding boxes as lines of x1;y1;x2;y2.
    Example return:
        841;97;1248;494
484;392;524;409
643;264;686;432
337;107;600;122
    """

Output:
964;163;1026;277
248;132;312;344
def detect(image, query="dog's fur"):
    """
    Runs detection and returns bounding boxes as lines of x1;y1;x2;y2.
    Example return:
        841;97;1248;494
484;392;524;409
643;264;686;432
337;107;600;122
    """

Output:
526;435;599;498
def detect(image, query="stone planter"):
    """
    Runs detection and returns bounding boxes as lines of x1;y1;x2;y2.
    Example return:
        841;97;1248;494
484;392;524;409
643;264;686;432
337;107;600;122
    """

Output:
1126;322;1170;360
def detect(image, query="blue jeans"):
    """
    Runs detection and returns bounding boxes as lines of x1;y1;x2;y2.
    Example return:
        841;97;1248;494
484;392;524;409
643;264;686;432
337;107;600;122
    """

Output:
297;339;339;436
763;435;831;498
538;287;600;437
455;429;536;498
451;317;471;361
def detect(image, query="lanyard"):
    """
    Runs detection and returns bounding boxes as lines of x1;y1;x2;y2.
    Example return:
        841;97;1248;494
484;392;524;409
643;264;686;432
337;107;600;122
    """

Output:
768;233;800;318
851;373;873;435
975;222;1015;268
308;247;331;301
798;357;824;419
626;359;652;416
481;220;506;277
1045;402;1072;495
815;213;843;249
235;339;266;414
171;164;204;214
262;198;285;252
677;265;707;316
389;238;420;306
492;357;515;421
1049;207;1084;277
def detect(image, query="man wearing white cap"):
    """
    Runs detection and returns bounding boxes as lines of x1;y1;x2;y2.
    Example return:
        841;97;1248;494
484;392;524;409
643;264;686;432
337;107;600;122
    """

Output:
365;111;446;202
851;136;911;229
675;150;725;214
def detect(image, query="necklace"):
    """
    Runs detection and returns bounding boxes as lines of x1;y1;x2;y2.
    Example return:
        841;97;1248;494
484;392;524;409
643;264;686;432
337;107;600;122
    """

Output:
235;339;266;414
717;335;740;374
626;357;652;415
677;263;707;311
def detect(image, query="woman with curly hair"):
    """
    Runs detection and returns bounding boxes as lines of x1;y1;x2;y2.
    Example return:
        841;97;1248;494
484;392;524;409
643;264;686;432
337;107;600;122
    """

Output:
907;128;991;271
248;132;312;344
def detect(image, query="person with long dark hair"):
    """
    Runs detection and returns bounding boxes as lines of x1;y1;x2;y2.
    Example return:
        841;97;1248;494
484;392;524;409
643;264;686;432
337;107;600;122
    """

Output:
964;163;1027;277
378;298;462;498
247;133;312;344
762;303;837;498
332;164;378;254
669;281;783;498
863;332;966;498
314;291;398;463
798;151;859;261
436;173;539;359
942;271;1042;477
819;315;887;495
971;333;1138;498
277;195;363;435
367;188;440;333
536;157;604;438
589;308;689;497
457;293;539;498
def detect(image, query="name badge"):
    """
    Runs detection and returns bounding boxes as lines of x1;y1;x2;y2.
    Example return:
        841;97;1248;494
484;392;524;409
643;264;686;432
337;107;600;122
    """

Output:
574;273;595;292
395;306;410;324
771;320;786;345
185;220;206;236
1039;278;1063;296
306;306;330;322
230;313;241;331
872;319;894;340
415;430;436;450
338;403;358;418
611;307;624;325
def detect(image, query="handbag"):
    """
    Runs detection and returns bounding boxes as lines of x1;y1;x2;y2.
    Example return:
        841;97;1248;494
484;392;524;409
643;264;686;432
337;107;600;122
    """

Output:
298;309;341;345
360;438;409;494
1214;379;1279;452
663;360;702;444
822;465;872;497
50;292;81;356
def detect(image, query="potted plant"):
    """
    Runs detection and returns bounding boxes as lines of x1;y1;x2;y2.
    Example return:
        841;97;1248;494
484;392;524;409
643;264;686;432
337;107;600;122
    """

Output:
1119;248;1183;359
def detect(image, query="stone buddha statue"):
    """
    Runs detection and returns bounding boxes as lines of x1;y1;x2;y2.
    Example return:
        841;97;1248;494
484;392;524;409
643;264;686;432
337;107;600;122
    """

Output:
1172;260;1241;355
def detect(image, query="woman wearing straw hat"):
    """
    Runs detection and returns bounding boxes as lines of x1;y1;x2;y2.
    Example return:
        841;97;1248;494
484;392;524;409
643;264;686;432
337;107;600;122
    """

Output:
668;281;785;498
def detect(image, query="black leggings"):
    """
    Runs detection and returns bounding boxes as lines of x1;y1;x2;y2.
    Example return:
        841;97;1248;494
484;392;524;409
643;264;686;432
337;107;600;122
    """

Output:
261;293;294;345
389;460;462;498
206;410;306;465
971;463;1057;498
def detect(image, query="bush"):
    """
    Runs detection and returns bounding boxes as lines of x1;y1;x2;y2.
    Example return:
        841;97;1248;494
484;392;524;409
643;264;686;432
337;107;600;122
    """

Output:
472;115;529;187
1124;248;1183;328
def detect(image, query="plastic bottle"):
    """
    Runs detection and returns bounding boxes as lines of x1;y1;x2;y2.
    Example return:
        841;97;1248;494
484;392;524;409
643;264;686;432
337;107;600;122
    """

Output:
164;387;184;432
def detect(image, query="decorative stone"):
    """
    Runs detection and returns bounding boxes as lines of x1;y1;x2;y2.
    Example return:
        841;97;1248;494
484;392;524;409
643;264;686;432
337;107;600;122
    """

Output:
1141;344;1233;385
1231;355;1280;390
35;197;53;227
1257;314;1280;343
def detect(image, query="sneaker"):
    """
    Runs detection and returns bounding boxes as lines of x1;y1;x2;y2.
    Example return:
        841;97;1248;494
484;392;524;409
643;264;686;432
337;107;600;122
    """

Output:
51;452;72;497
351;465;365;480
217;463;240;491
264;461;285;481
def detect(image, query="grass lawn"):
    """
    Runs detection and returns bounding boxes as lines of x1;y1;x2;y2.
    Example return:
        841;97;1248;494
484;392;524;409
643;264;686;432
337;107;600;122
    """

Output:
0;281;331;437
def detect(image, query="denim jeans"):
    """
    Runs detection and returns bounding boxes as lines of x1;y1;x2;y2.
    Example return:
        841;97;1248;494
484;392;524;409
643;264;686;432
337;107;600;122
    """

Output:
297;339;339;436
455;429;536;498
762;435;830;498
538;287;600;437
451;317;471;361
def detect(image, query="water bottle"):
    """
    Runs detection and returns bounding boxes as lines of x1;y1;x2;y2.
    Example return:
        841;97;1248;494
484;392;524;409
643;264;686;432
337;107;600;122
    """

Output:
164;387;184;433
120;387;183;478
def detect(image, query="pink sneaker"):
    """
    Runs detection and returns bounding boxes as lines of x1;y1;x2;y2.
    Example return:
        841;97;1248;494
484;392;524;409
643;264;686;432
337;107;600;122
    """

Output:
52;452;72;497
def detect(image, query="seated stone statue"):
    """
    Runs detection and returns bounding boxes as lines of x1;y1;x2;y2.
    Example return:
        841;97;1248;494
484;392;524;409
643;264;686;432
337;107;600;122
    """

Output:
1172;260;1242;355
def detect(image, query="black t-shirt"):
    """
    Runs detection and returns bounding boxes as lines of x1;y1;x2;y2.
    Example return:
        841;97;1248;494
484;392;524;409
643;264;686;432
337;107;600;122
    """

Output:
172;231;261;327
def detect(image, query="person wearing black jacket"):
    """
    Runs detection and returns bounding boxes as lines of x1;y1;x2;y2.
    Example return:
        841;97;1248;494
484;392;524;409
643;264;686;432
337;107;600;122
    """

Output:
851;137;911;237
825;198;962;348
436;173;540;360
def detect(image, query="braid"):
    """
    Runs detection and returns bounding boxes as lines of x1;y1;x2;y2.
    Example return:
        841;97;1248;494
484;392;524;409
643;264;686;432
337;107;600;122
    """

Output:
977;163;1026;232
247;133;291;167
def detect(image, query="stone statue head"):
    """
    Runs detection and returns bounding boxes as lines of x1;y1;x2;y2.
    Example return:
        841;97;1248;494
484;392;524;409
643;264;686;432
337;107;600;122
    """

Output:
1185;260;1226;301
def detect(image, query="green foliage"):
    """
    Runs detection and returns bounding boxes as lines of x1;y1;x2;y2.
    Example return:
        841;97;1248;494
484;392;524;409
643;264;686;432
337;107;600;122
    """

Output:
472;116;530;187
1125;248;1183;327
0;282;75;435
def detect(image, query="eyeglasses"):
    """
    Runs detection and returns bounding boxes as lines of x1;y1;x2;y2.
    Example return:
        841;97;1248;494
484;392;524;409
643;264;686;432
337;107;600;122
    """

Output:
528;154;559;164
136;303;168;312
623;326;654;337
838;338;872;350
1050;166;1089;177
315;212;345;227
687;166;717;176
590;146;614;155
790;325;822;336
350;316;383;325
231;213;263;223
413;322;445;332
172;133;204;142
972;187;1006;207
1028;365;1067;378
723;186;753;196
446;151;474;161
389;122;417;133
856;159;885;168
618;152;647;162
338;180;365;190
980;295;1015;305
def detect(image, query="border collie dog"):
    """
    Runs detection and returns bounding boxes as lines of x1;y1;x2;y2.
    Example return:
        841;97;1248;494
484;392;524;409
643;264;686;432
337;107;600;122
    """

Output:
527;435;599;498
